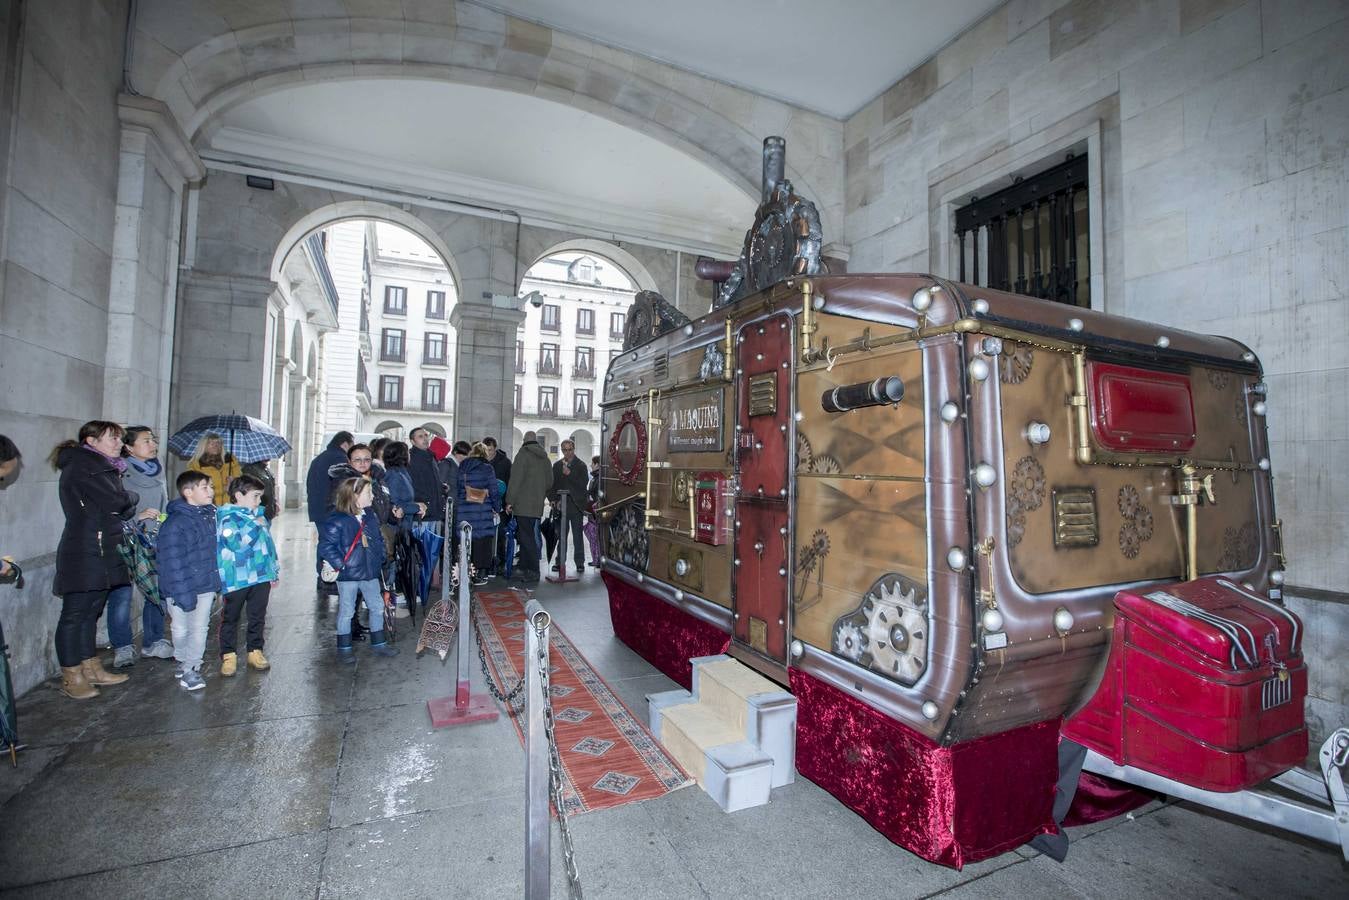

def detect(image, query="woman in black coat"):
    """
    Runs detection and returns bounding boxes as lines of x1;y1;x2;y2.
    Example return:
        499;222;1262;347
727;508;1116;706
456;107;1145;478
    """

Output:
49;421;140;700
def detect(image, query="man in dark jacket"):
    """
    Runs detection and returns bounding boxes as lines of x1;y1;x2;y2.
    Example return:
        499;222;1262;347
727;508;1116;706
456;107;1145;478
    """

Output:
408;428;446;530
504;432;551;584
483;436;511;572
306;431;352;591
548;439;590;574
306;432;353;524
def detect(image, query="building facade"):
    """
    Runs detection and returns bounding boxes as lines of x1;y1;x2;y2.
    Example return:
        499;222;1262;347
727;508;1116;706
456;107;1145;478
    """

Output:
513;251;636;461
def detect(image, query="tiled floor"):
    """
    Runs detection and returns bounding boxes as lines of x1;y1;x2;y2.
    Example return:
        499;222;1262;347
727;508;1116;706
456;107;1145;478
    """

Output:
1;514;1343;897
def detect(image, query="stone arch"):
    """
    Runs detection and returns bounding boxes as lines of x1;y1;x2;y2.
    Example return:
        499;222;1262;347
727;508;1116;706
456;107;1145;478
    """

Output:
512;427;526;453
521;239;658;294
420;422;447;438
145;14;837;237
568;428;598;463
270;200;462;292
373;420;404;437
536;427;561;456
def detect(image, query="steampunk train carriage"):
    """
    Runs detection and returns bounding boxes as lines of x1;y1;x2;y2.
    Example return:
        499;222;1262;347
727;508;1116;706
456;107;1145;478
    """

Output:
593;138;1333;867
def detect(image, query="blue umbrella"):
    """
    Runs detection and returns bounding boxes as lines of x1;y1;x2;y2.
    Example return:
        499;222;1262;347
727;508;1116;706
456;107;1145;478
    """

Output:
412;525;444;603
167;414;291;463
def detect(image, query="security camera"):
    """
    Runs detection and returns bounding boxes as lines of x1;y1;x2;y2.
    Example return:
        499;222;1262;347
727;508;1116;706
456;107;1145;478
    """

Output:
523;290;545;309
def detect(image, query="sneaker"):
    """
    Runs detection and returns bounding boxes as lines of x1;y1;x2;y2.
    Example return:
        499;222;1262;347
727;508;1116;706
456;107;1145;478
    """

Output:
112;645;138;668
178;669;206;692
247;649;271;671
471;576;489;587
142;639;175;659
220;652;238;677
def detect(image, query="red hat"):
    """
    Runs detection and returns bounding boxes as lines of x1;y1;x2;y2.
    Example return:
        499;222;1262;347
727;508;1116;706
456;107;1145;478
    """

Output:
429;435;451;460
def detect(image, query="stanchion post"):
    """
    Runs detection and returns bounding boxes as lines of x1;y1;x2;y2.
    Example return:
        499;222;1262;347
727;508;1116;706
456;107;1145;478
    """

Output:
524;598;551;900
428;522;500;727
546;492;578;584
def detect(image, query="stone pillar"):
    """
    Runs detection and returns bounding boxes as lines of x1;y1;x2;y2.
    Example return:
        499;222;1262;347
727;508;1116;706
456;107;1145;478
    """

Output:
449;300;525;443
105;95;204;434
170;273;278;432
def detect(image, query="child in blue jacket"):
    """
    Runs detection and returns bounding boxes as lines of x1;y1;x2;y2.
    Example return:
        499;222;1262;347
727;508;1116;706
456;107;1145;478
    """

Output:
319;477;397;663
156;470;222;691
217;474;279;677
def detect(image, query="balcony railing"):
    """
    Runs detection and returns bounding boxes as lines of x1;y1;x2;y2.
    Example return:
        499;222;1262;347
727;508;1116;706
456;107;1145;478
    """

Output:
572;364;594;379
380;349;406;363
422;354;448;367
377;397;403;410
541;320;561;333
515;360;526;374
576;323;595;337
537;361;561;377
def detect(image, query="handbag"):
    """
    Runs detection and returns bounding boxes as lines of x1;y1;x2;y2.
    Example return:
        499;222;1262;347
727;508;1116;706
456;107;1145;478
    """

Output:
464;485;488;504
321;526;363;583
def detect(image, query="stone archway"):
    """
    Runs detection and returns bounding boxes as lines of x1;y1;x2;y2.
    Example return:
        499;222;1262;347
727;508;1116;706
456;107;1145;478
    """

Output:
569;429;597;465
520;239;659;295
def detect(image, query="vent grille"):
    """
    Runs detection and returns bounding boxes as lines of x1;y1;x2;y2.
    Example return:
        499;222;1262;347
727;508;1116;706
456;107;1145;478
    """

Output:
653;353;668;382
748;373;777;416
1053;488;1099;547
1261;673;1292;710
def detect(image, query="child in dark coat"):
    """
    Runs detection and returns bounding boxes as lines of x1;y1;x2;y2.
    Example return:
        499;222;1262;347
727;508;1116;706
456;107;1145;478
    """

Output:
156;470;222;691
319;477;397;663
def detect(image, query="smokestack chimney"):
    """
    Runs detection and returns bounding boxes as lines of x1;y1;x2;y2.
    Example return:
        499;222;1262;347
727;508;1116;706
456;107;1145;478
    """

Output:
762;136;786;203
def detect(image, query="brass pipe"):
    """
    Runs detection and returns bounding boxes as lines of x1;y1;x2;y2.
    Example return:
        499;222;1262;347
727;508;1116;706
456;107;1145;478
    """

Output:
800;279;817;363
1070;350;1094;465
723;317;734;382
643;389;662;528
595;493;644;516
688;488;697;539
1186;500;1199;582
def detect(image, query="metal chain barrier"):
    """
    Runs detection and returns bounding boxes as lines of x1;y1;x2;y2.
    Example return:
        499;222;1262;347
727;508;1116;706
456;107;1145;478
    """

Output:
535;623;583;899
471;605;528;711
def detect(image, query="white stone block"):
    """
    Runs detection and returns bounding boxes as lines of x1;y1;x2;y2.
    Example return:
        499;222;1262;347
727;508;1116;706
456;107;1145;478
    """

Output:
703;742;773;813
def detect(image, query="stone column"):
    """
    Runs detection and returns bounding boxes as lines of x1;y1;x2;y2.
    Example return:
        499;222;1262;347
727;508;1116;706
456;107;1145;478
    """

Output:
449;300;525;443
105;95;205;434
170;273;278;432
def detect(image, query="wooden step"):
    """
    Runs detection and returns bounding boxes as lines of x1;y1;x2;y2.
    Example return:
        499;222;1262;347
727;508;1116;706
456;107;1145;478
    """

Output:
658;701;742;785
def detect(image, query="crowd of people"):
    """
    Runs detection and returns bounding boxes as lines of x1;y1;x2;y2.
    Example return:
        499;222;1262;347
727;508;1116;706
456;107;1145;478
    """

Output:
0;421;601;700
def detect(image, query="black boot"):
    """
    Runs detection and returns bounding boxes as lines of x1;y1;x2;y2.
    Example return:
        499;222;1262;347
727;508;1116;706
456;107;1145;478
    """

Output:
350;613;368;642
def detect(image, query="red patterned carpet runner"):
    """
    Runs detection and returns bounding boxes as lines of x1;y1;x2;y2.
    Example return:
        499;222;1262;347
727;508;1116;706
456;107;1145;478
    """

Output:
473;589;691;814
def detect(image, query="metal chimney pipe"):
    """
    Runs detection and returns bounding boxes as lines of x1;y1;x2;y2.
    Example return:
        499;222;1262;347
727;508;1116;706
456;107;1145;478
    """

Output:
762;136;786;202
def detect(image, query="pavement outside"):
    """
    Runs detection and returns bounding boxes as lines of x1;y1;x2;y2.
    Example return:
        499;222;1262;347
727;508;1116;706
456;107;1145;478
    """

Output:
0;514;1344;898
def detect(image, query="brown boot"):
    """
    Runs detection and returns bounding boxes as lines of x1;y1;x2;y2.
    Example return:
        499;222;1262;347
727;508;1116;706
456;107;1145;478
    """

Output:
82;656;129;686
61;665;99;700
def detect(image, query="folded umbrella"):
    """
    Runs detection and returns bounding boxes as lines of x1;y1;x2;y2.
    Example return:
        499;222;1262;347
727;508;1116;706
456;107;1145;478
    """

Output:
168;414;291;463
412;525;444;603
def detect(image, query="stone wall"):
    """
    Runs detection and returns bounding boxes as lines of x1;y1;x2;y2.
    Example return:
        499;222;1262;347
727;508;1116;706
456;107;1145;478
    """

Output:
842;0;1349;743
0;0;130;695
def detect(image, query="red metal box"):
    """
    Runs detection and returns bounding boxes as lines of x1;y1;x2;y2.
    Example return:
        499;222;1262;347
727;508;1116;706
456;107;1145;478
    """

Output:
1063;577;1307;792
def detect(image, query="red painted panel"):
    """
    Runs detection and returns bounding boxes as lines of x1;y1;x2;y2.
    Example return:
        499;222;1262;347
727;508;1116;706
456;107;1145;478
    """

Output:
736;317;792;497
733;503;790;662
1087;362;1196;453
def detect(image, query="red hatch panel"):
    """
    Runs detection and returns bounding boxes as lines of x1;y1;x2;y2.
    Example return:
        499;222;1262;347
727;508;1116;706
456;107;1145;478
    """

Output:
1087;362;1196;453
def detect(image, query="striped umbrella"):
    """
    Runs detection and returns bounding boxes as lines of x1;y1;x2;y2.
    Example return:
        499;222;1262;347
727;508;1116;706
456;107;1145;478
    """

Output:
167;414;292;463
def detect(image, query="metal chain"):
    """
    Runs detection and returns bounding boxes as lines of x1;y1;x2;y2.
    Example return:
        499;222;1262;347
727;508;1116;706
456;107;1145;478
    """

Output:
471;604;528;710
536;622;583;900
467;597;584;896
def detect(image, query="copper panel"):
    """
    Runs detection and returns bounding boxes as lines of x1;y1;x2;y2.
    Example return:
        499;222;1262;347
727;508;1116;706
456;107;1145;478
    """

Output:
748;617;768;654
666;546;704;592
796;333;925;480
996;342;1262;594
791;476;927;655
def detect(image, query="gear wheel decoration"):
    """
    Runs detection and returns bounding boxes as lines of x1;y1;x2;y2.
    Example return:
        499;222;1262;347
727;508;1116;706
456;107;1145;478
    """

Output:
796;431;814;471
1010;456;1046;511
810;454;842;474
830;573;929;686
1218;522;1259;571
794;529;831;612
607;499;650;572
1207;370;1232;391
999;343;1034;385
1117;484;1154;560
